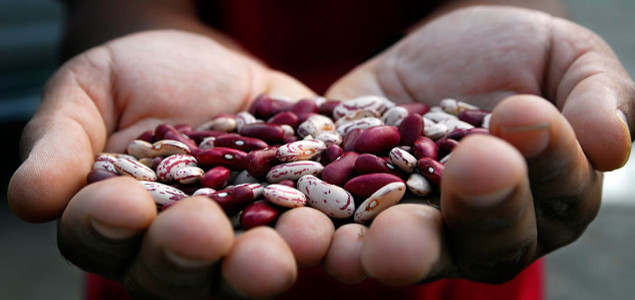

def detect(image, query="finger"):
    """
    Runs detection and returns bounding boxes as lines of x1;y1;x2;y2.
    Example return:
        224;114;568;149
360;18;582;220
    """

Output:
323;223;368;284
275;207;335;267
442;135;537;283
548;18;634;171
361;204;452;285
8;49;114;222
489;95;602;252
324;61;386;101
57;176;156;279
221;227;297;299
123;196;234;299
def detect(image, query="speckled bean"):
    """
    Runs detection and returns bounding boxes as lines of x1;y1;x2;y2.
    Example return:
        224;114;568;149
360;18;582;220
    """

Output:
266;161;324;183
297;175;355;218
354;182;406;223
263;184;307;208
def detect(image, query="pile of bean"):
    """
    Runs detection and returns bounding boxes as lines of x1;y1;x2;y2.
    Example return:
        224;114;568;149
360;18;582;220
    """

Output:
87;95;491;229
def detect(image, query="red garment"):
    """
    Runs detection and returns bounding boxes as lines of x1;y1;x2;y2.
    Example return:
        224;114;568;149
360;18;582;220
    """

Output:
85;260;543;299
86;1;545;299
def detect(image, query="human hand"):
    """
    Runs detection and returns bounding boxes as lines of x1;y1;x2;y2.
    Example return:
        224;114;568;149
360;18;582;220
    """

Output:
325;6;634;284
7;30;336;299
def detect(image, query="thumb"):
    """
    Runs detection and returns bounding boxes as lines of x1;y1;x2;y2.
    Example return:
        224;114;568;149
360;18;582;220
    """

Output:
8;49;112;222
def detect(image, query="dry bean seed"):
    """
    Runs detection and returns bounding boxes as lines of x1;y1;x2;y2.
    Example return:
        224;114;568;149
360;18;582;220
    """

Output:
263;184;307;208
266;161;324;183
297;175;355;218
354;182;406;223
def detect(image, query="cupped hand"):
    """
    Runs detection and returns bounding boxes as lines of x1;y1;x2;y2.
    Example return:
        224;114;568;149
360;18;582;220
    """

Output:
7;30;331;299
325;6;634;284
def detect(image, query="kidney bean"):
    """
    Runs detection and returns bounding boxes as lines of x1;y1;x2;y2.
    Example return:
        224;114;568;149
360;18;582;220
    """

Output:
266;161;324;183
297;175;355;218
208;185;255;215
398;113;425;147
180;130;227;144
318;100;341;119
320;144;344;166
136;130;155;143
200;166;232;190
458;109;490;127
276;139;326;162
397;103;430;116
240;201;281;229
268;111;300;128
245;146;279;179
343;173;404;204
354;125;401;155
382;106;409;126
413;136;439;160
212;133;268;152
290;98;319;115
354;182;406;223
263;184;307;208
240;123;285;144
354;153;406;178
86;168;118;184
341;128;364;152
197;147;248;170
417;157;444;186
249;94;293;119
321;151;360;186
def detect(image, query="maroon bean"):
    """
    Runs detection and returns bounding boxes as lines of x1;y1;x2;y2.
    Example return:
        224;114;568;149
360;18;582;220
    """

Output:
174;123;193;132
249;94;293;119
163;130;199;153
136;130;155;143
268;111;300;128
212;133;268;152
342;128;363;152
154;123;177;141
413;136;438;160
245;146;279;179
354;153;406;178
436;138;460;153
459;109;490;127
200;166;232;190
239;123;285;144
180;130;227;144
297;112;317;124
321;151;360;186
240;200;281;229
354;125;401;155
417;158;444;186
320;144;344;165
290;98;319;116
343;173;405;204
398;113;424;147
197;147;248;170
208;185;255;215
86;168;118;184
318;100;341;119
169;182;201;195
397;103;430;116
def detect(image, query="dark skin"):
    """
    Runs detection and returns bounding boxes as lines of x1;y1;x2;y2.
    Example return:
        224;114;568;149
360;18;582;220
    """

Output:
8;1;635;298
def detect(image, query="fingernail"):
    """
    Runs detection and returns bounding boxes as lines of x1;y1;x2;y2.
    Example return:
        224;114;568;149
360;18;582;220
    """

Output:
499;122;551;158
91;219;138;240
616;110;632;167
164;249;214;268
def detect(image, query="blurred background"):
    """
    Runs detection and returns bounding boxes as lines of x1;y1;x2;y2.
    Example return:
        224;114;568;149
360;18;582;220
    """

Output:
0;0;633;299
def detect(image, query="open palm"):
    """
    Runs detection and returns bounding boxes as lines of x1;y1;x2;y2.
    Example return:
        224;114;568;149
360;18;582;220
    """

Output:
327;6;634;284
